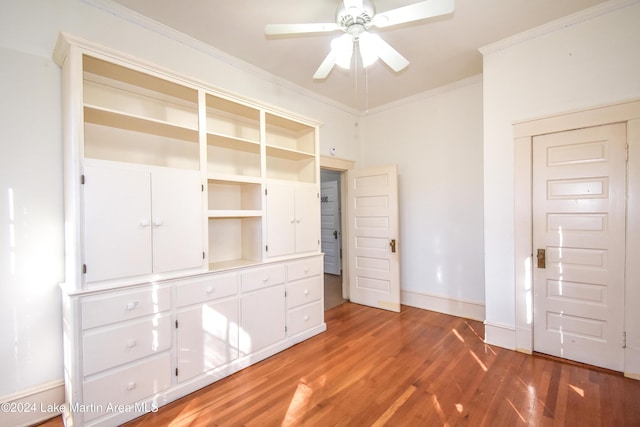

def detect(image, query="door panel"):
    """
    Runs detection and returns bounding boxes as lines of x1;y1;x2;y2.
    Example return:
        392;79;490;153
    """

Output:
84;164;152;282
347;165;400;312
533;123;626;371
295;182;320;253
152;168;204;273
265;181;296;257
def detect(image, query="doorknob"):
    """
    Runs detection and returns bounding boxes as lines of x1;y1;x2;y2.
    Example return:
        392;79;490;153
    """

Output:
333;230;338;239
390;239;396;253
537;249;546;269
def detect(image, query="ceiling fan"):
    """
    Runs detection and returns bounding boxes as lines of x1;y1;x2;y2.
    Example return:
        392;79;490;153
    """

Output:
265;0;455;79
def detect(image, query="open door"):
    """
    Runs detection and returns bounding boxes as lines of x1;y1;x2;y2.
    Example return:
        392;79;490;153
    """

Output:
347;164;400;312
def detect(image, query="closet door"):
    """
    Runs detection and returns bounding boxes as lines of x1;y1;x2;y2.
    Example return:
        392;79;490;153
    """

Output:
84;163;152;282
151;168;204;273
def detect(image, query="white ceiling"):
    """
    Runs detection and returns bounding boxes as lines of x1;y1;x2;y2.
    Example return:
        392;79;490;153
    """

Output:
111;0;609;110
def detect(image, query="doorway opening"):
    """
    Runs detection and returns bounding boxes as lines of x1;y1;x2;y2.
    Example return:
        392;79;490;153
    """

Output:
321;169;347;310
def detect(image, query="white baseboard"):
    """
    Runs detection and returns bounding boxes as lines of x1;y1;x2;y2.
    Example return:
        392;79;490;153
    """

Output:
401;290;485;321
484;320;516;350
625;345;640;381
0;380;64;427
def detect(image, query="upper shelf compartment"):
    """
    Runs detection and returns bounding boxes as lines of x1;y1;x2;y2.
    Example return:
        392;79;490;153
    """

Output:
83;55;199;140
206;93;261;144
82;55;200;169
265;113;315;158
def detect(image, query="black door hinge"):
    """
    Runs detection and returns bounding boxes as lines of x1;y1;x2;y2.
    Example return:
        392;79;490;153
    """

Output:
81;175;85;185
82;264;87;274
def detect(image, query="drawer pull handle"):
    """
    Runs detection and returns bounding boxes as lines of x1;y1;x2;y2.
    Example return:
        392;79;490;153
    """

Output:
304;267;309;274
127;382;137;391
303;315;309;322
263;277;269;282
304;289;309;296
206;286;214;294
126;301;139;311
127;339;137;348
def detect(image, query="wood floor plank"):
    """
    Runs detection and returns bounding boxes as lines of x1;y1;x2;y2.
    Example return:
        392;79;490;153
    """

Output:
37;303;640;427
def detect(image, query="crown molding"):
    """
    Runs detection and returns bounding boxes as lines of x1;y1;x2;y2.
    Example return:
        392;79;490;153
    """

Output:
363;73;483;116
479;0;640;56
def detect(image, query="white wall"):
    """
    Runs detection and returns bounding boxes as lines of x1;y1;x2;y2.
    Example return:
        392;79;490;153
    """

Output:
0;0;360;420
361;77;485;319
482;0;640;348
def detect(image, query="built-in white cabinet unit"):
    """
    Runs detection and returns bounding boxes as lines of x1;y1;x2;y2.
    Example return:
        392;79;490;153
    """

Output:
54;33;325;427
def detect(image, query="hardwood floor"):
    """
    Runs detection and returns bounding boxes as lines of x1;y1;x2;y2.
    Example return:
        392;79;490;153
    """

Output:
40;303;640;426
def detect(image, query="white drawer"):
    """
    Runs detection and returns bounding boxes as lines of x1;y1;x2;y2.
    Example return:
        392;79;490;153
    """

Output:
287;276;322;309
176;273;238;308
287;257;323;282
81;286;171;330
83;352;171;422
241;264;285;293
287;301;323;337
83;314;172;376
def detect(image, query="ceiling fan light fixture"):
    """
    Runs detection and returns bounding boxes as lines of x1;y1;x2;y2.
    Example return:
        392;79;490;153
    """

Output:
331;34;354;69
358;32;378;68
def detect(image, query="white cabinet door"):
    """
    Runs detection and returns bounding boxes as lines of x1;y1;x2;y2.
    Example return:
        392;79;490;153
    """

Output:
239;284;286;355
295;182;320;254
176;297;239;383
84;163;153;282
152;168;204;273
84;161;204;283
266;181;319;258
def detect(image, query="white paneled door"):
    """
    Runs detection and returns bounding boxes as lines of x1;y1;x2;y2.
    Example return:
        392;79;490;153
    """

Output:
347;165;400;312
533;123;627;371
321;179;341;275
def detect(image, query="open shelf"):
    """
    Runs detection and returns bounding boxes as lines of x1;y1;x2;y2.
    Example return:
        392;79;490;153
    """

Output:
207;179;262;217
206;93;260;143
265;112;315;155
208;217;262;270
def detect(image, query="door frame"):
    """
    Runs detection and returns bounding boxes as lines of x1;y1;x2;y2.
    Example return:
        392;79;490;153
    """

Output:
513;99;640;379
320;155;355;300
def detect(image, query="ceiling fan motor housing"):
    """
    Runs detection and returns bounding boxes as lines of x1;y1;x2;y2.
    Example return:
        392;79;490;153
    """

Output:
336;0;375;32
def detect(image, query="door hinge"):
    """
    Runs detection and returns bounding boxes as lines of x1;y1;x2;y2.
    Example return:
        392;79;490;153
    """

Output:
175;320;179;329
265;188;268;196
285;325;287;333
203;251;205;260
82;264;87;274
202;184;204;192
623;331;627;349
80;175;85;185
265;245;268;252
626;144;629;162
175;368;179;376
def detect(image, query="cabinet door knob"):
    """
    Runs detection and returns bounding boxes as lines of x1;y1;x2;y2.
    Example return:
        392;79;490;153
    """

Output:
153;218;163;227
126;301;139;310
127;339;137;348
303;315;309;321
140;219;150;227
206;286;214;294
304;289;309;296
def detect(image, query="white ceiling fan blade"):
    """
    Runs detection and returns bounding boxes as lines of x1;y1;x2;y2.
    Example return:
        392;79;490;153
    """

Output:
265;23;339;36
365;33;409;72
372;0;454;28
313;51;337;79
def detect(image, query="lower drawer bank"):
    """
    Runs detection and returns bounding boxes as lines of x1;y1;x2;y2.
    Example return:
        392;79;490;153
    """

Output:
62;255;326;427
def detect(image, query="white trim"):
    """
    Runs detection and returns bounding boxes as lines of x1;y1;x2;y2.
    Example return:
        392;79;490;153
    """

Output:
365;74;483;116
80;0;361;117
401;289;485;322
484;321;516;351
479;0;640;55
0;380;65;427
513;99;640;378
